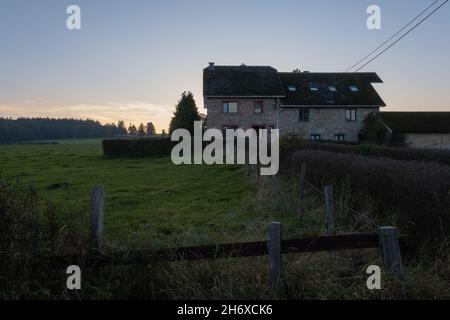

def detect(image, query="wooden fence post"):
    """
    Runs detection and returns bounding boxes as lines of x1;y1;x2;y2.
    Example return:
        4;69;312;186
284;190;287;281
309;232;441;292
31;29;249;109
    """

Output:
324;185;334;234
256;163;261;184
297;163;307;219
269;222;282;295
378;226;404;281
271;175;278;194
89;186;104;254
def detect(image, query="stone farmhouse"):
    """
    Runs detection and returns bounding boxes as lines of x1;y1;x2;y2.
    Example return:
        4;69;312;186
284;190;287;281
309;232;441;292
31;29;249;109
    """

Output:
203;63;386;142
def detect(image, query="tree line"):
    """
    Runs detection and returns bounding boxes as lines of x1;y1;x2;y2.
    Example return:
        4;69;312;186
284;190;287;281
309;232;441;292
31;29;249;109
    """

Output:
0;91;202;143
0;118;159;143
124;121;160;137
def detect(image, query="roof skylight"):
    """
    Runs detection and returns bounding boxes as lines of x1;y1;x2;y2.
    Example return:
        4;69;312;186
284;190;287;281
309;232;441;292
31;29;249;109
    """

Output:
288;86;297;92
350;85;359;92
329;86;337;92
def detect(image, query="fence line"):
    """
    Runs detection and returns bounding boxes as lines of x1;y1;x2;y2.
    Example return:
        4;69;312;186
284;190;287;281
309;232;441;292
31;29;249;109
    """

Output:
37;232;382;268
26;186;404;294
254;164;405;286
277;168;379;229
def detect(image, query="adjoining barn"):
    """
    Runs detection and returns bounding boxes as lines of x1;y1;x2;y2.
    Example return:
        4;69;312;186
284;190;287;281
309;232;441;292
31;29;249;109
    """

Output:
379;112;450;150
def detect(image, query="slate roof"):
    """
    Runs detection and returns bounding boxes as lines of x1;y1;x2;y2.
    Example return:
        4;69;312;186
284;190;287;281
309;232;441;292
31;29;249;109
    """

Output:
203;64;386;107
380;112;450;134
279;72;386;107
203;65;285;97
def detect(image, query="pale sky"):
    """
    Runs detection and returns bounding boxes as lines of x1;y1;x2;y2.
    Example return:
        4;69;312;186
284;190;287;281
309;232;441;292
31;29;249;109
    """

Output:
1;0;449;132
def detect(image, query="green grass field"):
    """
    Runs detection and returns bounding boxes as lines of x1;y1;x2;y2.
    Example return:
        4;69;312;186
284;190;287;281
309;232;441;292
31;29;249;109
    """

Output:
0;139;304;248
2;139;449;300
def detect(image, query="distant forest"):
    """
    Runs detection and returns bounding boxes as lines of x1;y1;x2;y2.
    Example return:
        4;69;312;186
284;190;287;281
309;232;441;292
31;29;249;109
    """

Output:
0;118;128;143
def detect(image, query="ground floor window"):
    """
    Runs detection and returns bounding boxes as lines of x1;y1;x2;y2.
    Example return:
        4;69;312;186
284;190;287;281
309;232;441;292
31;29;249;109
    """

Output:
335;134;345;142
311;134;321;141
252;125;265;132
222;126;238;135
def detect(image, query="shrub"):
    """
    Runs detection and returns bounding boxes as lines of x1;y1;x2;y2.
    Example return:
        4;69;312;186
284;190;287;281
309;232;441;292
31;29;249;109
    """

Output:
287;150;450;251
102;138;175;158
360;112;390;144
0;180;86;298
280;135;450;166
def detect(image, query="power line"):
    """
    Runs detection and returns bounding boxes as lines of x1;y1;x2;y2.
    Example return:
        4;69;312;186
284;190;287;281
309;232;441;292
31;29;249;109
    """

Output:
351;0;448;73
345;0;441;72
298;0;448;103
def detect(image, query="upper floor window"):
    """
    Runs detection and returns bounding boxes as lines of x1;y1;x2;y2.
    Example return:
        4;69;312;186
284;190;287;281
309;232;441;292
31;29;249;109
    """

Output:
309;85;319;92
299;108;310;122
288;86;297;92
254;101;263;114
349;85;359;92
346;108;356;121
328;86;337;92
311;134;321;141
223;102;238;113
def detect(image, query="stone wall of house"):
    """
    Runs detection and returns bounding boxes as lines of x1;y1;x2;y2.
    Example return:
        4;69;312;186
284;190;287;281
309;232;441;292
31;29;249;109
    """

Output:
278;107;379;141
404;133;450;150
205;97;379;142
205;98;277;130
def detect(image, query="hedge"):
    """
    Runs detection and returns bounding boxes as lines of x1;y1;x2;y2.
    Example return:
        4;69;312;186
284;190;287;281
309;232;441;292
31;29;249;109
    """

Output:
102;138;175;157
280;136;450;166
103;137;252;158
287;150;450;251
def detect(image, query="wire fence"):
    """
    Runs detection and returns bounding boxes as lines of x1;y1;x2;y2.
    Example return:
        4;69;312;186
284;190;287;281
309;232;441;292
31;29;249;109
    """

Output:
252;166;383;263
274;168;380;230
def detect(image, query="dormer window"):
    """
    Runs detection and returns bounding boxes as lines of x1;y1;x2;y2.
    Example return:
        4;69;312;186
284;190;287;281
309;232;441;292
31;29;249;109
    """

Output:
350;85;359;92
328;86;337;92
288;86;296;92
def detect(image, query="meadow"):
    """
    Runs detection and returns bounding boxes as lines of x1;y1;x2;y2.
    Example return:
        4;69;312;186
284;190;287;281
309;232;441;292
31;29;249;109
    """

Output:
0;139;303;248
1;139;448;299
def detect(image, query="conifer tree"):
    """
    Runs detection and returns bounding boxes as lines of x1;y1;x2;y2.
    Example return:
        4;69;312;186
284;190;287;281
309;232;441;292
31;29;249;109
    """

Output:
169;91;201;134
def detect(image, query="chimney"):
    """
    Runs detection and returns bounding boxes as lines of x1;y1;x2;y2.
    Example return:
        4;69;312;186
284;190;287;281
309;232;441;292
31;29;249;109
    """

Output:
208;62;215;70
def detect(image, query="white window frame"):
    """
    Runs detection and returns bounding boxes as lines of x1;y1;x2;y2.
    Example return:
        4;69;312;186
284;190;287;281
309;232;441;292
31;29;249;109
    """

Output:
346;108;356;121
